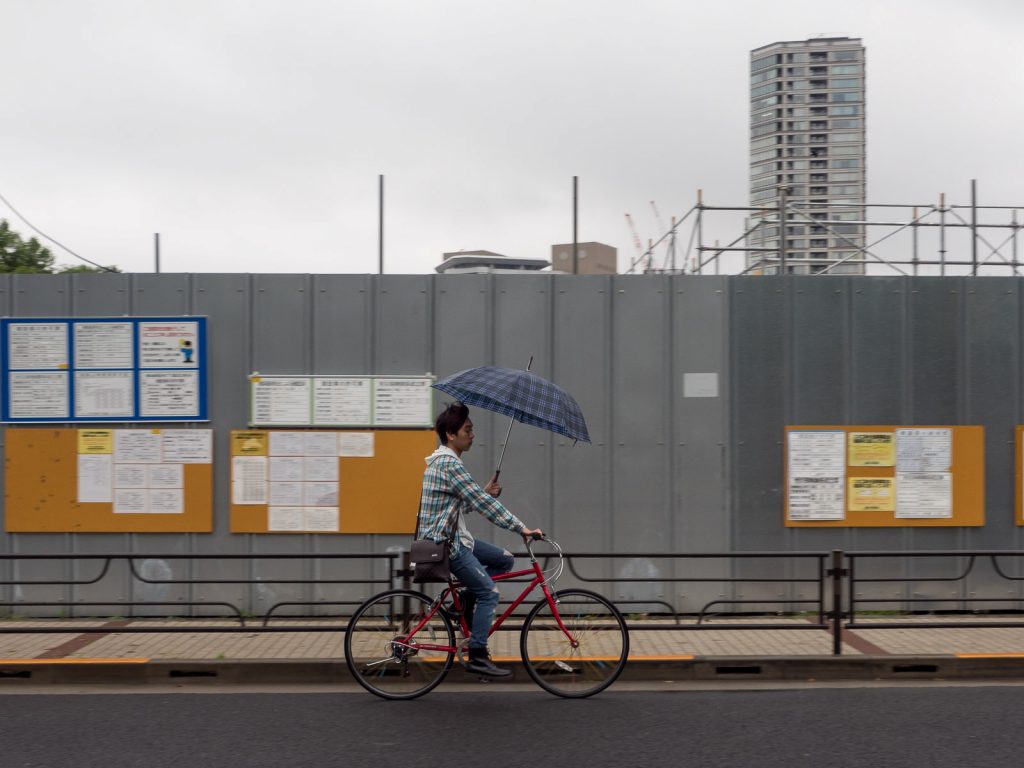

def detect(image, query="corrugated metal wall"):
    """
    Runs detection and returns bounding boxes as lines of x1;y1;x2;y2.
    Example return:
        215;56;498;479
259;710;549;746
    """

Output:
1;272;1022;615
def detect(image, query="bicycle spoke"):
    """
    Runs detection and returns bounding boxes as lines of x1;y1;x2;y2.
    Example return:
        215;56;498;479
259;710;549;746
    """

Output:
345;590;455;700
520;589;629;698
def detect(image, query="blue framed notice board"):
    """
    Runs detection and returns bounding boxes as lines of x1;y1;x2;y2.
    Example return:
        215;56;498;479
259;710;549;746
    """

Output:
0;316;209;423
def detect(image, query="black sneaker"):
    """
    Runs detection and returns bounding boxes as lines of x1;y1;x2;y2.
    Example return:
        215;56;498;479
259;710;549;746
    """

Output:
465;647;511;678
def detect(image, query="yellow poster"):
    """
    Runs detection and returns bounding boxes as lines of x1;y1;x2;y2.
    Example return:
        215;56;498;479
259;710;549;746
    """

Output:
848;477;895;512
232;430;268;456
77;429;113;454
848;432;895;466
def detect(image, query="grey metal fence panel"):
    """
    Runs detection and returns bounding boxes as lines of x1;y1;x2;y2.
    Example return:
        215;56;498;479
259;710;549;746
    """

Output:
6;273;1024;614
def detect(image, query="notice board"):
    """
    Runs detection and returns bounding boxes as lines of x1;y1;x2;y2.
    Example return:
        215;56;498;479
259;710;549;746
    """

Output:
229;428;436;534
4;427;214;532
0;317;208;423
784;425;984;527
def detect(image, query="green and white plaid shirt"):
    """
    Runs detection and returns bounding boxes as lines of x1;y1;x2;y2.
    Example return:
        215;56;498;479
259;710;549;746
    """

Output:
417;446;525;557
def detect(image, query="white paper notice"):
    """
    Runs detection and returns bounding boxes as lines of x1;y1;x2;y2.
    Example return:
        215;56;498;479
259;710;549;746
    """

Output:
114;464;148;489
232;456;267;505
268;506;305;531
74;371;134;417
269;481;304;506
147;464;184;488
312;377;372;425
338;432;375;457
114;488;148;514
788;477;846;520
148;488;184;514
114;430;163;463
138;321;200;368
8;323;67;369
896;429;952;473
269;431;306;456
161;430;213;463
77;454;113;503
895;472;953;518
139;370;199;417
304;506;339;532
303;481;338;507
304;455;338;482
269;456;304;482
302;432;338;456
373;377;433;426
787;430;846;521
788;430;846;476
8;371;69;418
73;322;133;369
251;378;311;425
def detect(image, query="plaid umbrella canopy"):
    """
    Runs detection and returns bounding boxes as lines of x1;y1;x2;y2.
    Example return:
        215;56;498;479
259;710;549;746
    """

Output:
433;366;591;446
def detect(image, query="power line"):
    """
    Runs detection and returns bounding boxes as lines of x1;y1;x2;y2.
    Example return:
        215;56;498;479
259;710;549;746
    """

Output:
0;189;116;272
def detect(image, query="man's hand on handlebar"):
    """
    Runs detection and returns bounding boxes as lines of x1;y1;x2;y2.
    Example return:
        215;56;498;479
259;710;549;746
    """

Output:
521;528;544;542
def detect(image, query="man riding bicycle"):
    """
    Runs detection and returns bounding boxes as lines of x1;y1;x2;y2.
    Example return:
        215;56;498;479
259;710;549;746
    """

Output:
418;403;543;677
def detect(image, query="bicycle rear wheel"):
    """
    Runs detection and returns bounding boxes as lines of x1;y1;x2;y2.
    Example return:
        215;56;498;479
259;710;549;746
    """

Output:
344;589;455;700
520;588;629;698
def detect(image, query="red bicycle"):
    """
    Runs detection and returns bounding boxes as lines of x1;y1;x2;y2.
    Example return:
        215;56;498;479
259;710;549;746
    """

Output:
344;536;629;699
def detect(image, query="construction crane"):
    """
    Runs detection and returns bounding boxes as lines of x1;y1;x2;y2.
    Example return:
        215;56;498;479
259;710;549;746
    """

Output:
649;201;675;272
624;213;646;272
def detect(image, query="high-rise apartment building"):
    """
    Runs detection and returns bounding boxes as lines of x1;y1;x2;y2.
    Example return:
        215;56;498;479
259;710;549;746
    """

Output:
748;37;866;274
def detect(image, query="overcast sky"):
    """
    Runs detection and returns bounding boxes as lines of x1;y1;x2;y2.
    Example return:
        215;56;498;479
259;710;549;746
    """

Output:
3;0;1022;275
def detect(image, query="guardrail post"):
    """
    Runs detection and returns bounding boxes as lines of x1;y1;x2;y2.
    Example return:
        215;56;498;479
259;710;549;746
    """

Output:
829;549;846;656
400;550;411;592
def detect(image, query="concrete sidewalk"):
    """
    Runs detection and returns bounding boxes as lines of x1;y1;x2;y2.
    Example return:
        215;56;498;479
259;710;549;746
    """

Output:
2;615;1024;685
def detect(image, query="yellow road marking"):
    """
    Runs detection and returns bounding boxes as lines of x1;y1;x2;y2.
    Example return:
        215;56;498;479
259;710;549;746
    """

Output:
956;653;1024;659
0;658;151;665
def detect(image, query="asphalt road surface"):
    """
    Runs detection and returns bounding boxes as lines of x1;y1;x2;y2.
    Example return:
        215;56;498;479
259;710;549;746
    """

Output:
2;683;1023;767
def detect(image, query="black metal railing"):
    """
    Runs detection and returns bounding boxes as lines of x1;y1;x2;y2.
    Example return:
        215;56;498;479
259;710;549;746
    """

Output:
4;549;1024;656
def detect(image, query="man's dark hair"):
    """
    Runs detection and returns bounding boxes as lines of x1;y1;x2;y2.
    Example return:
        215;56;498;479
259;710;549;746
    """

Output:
435;402;469;445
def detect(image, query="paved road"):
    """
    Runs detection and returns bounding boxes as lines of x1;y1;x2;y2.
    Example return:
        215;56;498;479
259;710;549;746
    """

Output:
2;684;1022;767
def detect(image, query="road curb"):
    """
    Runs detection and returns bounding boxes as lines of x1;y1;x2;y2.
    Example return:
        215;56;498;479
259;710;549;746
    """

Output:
5;655;1024;685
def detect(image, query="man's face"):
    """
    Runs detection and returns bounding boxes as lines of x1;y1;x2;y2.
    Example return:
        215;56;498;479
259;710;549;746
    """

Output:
447;419;474;454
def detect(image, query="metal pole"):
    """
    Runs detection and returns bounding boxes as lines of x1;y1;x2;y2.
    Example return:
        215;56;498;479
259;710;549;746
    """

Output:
1013;209;1020;276
971;179;978;276
378;174;384;274
911;207;918;277
696;189;703;275
154;233;161;273
831;549;844;656
939;192;947;276
494;355;533;478
572;176;578;274
670;216;677;272
778;185;788;275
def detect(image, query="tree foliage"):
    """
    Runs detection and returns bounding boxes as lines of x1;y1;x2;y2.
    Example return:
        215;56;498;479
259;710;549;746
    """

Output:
0;219;55;273
0;219;120;273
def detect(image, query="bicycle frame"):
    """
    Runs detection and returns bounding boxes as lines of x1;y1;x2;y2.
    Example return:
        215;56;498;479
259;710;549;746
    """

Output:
399;542;577;654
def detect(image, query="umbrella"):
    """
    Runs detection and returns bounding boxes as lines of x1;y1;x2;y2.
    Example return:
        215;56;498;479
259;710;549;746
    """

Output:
433;362;590;477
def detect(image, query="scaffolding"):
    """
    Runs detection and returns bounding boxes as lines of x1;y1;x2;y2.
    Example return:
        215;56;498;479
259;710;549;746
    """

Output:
627;181;1023;277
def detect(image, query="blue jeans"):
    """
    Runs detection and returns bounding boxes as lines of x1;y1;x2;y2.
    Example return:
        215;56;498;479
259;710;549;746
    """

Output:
449;539;514;649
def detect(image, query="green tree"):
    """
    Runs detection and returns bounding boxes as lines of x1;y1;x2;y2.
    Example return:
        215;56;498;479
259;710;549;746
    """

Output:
0;219;55;273
0;219;120;273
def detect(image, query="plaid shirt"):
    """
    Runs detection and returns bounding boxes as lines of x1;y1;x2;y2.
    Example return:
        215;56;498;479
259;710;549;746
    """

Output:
417;446;525;557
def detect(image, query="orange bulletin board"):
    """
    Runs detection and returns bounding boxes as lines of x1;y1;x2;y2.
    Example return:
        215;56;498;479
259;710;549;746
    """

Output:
785;425;984;527
1014;427;1024;526
4;427;214;532
229;429;436;534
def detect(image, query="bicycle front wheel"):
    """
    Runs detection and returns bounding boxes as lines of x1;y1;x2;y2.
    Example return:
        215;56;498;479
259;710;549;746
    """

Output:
520;588;629;698
344;589;455;700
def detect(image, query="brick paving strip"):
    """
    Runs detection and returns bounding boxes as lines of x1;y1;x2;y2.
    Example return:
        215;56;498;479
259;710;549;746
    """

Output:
32;620;134;659
801;616;889;655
